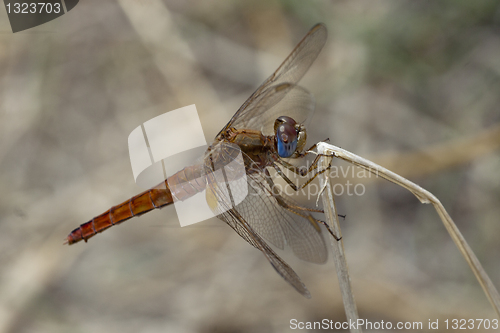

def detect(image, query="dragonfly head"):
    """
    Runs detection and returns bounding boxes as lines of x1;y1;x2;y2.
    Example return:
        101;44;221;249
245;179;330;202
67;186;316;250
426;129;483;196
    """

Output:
274;116;307;158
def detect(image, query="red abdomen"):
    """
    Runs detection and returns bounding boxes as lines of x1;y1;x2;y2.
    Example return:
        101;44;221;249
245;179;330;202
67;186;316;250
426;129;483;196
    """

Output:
65;164;206;245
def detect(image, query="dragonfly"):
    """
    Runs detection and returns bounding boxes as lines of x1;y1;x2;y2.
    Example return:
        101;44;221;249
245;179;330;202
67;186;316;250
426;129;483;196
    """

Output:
66;23;340;298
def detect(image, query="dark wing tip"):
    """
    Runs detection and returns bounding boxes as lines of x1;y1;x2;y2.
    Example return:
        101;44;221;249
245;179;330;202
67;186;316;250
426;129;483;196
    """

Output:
310;23;327;38
311;22;326;30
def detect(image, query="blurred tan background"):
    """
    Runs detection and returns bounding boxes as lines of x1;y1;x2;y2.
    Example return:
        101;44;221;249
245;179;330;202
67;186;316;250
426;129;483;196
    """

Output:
1;0;500;332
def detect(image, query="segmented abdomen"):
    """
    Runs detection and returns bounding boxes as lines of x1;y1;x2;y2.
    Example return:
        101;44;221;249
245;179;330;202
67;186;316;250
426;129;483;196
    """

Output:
65;164;206;245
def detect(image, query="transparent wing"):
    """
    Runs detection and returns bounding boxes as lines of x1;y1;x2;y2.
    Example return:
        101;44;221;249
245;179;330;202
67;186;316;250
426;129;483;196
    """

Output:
242;170;328;264
205;142;328;262
218;23;327;135
229;83;315;136
216;207;311;298
204;143;310;297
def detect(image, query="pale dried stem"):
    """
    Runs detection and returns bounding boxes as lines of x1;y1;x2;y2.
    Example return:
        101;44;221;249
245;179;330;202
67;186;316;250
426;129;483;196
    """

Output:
318;151;362;333
316;142;500;318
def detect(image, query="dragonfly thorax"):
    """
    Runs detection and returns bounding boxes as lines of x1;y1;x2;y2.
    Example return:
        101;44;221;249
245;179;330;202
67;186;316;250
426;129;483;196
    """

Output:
274;116;307;158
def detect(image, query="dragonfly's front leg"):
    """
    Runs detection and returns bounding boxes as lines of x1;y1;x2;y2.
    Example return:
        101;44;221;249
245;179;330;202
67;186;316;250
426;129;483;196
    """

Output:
275;152;335;192
293;140;326;159
264;169;324;215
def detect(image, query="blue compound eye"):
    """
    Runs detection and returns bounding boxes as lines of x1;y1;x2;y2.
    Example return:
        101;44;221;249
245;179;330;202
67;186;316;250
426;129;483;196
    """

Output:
275;117;298;158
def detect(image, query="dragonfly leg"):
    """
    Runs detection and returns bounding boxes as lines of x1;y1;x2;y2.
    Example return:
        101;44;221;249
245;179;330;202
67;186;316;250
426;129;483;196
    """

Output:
296;163;333;190
275;152;334;191
263;169;341;241
282;146;335;177
272;163;299;191
317;219;342;241
294;138;330;159
264;169;321;213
